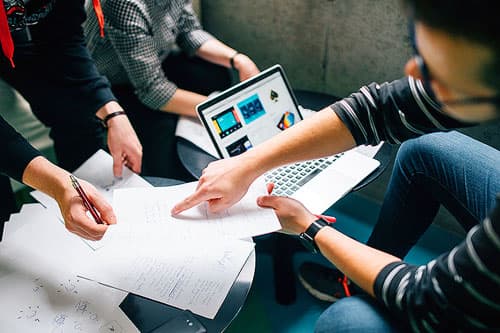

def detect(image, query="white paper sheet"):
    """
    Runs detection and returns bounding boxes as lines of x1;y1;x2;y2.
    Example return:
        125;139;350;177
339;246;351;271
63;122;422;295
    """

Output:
175;116;219;158
79;236;254;319
30;149;152;250
3;203;43;240
0;206;136;332
1;205;128;307
0;271;137;333
113;177;281;239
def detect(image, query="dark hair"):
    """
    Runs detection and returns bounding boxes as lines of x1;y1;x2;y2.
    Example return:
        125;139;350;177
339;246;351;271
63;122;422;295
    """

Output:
401;0;500;91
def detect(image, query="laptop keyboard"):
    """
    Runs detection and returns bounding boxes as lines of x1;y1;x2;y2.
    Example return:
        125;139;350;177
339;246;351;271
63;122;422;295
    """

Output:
264;153;344;196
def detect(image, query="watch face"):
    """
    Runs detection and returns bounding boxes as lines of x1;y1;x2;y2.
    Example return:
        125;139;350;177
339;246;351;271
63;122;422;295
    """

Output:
299;233;317;253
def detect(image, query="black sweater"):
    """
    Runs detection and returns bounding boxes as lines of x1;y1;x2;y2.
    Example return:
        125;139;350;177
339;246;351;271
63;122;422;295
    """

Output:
0;0;114;181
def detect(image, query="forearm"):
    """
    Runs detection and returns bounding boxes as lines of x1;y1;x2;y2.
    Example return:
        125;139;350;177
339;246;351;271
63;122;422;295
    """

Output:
242;109;357;176
22;156;71;202
315;226;401;296
159;89;206;117
195;39;237;68
195;39;257;80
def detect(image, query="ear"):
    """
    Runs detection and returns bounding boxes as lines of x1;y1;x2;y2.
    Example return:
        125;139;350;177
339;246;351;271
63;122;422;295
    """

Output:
404;58;454;102
404;58;422;80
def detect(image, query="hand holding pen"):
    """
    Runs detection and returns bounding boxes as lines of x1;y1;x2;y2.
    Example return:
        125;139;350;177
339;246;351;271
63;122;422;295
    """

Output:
62;175;116;240
70;175;105;224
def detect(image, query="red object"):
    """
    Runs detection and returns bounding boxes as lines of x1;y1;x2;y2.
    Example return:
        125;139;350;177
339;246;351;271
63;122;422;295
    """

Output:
0;2;15;67
313;214;337;223
70;175;105;225
93;0;105;37
0;1;105;67
341;275;352;297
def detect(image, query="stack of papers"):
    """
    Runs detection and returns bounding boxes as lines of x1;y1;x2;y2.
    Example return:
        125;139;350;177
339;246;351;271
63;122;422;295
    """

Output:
1;149;280;327
0;204;136;332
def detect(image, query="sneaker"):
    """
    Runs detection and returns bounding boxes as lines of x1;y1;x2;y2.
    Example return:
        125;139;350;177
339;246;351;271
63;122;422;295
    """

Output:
298;262;351;302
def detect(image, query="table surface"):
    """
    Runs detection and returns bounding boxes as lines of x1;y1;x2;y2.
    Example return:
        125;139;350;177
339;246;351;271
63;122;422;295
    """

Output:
119;177;256;333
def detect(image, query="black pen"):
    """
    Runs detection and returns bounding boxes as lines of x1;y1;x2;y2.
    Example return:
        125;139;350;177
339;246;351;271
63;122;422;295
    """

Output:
69;174;105;224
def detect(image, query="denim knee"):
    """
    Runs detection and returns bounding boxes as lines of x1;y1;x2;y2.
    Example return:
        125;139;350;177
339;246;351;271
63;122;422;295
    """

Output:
315;296;402;333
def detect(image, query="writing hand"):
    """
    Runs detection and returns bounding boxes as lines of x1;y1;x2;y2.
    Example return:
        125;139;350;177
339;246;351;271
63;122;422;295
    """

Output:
57;179;117;240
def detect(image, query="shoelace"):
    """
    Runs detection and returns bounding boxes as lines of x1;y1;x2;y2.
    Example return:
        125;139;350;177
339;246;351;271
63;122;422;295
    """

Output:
339;275;352;297
0;0;105;67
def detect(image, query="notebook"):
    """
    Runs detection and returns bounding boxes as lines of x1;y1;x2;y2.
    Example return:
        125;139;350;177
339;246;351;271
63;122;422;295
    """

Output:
197;64;380;213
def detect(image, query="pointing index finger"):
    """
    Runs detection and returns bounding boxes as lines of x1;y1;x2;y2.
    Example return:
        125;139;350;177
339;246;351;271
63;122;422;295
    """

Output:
171;188;216;215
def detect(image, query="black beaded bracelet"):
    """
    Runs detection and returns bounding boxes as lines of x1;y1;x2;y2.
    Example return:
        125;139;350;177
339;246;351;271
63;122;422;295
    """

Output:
229;51;240;70
101;110;126;128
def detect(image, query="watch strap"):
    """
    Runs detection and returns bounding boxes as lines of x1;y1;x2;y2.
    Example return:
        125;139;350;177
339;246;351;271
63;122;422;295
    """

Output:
299;217;329;252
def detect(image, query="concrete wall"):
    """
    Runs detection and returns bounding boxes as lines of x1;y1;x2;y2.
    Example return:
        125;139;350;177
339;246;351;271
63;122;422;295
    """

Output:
200;0;500;235
201;0;411;97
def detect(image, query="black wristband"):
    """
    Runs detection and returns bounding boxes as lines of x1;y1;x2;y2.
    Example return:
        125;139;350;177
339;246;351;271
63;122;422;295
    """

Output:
299;218;330;253
101;110;126;128
229;51;240;70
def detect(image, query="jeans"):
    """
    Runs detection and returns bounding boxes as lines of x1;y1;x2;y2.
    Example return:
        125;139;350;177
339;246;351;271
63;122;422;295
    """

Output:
367;131;500;258
315;131;500;332
315;295;403;333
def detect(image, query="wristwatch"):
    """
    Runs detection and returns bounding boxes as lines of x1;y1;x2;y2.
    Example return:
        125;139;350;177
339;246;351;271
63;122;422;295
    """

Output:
299;217;330;253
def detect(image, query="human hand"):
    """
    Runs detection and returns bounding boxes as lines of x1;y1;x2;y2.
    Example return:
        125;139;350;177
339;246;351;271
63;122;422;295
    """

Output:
257;184;317;235
56;178;117;240
171;154;260;215
106;114;143;177
233;53;260;81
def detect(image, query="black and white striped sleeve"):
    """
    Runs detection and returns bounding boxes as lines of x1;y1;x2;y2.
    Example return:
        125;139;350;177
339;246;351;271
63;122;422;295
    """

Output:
330;76;471;145
373;197;500;332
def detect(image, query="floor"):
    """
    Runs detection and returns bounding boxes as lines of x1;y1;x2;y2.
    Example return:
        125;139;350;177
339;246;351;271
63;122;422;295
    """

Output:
225;192;463;333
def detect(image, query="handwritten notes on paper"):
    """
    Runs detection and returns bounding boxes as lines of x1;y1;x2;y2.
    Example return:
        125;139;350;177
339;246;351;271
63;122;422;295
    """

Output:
79;237;254;319
113;177;281;239
0;272;135;333
0;204;137;332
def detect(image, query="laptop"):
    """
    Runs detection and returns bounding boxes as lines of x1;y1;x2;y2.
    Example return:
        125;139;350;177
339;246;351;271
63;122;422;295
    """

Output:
197;64;380;213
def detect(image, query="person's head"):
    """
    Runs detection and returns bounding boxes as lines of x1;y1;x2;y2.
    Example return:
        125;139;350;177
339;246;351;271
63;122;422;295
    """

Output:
401;0;500;122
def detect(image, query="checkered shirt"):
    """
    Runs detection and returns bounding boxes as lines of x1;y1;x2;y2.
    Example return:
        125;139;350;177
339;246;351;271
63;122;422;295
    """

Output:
84;0;213;110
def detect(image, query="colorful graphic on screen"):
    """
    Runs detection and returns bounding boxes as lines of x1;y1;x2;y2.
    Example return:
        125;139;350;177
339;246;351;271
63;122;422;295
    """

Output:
211;107;242;138
237;94;266;124
226;136;253;157
277;111;295;130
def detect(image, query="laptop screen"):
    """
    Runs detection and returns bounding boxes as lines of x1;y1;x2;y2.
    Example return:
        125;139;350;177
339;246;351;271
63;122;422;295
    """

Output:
197;65;302;158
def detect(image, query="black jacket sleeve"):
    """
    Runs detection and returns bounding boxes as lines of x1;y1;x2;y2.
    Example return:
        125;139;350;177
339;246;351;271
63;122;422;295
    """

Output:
0;115;41;182
25;0;116;115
